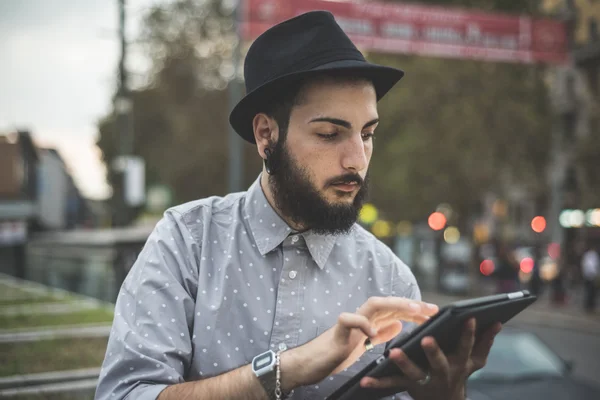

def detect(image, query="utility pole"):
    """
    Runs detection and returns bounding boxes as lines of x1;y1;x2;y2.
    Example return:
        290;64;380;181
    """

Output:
117;0;133;156
228;0;244;194
112;0;136;226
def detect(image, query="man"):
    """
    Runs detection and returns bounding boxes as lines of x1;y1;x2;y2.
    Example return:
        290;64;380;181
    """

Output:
95;11;500;400
582;244;599;313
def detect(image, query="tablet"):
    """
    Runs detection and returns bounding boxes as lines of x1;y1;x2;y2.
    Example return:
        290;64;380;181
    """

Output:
326;290;537;400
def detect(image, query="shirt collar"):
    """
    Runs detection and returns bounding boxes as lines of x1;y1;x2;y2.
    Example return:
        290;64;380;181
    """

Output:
303;231;337;270
244;176;293;256
243;176;337;269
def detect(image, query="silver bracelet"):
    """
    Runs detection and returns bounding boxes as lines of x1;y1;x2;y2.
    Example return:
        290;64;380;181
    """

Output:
275;351;282;400
274;351;294;400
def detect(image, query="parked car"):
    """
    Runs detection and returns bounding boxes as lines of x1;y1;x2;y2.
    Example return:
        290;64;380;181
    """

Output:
467;328;600;400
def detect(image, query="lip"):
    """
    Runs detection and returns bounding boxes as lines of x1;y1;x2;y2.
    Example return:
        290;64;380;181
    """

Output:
332;183;359;192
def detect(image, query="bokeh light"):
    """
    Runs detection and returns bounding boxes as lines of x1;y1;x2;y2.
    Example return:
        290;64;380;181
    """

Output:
480;259;495;276
531;216;546;233
428;212;447;231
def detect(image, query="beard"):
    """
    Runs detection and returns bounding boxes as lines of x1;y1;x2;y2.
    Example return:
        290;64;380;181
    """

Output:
266;138;369;235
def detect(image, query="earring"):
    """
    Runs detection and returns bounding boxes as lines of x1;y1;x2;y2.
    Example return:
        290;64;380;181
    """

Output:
264;148;273;175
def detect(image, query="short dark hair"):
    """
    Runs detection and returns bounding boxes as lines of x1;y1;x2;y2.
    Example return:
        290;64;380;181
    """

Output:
261;72;372;142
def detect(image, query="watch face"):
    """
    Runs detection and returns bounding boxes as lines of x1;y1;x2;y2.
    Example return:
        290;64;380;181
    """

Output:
253;351;273;371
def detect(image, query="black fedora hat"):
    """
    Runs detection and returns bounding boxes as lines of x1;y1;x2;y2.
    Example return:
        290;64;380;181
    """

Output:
229;10;404;144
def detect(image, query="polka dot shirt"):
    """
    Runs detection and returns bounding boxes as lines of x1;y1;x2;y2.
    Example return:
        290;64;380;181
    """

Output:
95;176;420;400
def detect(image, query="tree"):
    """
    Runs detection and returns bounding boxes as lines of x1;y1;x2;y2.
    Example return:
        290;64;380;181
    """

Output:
367;54;552;223
97;0;261;209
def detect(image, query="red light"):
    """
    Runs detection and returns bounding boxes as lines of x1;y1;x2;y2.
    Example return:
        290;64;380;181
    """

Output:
428;212;447;231
548;243;560;259
531;216;546;233
480;259;495;276
520;257;534;274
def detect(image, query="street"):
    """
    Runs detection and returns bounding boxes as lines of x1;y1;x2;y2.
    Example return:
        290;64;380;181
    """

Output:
510;322;600;385
422;289;600;387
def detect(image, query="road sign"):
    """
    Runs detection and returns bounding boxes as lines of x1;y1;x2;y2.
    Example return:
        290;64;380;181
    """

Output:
241;0;567;64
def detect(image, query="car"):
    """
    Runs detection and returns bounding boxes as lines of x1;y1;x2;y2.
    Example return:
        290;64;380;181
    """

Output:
467;328;600;400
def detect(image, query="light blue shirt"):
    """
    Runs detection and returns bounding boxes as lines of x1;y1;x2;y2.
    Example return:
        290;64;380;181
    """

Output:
95;176;420;399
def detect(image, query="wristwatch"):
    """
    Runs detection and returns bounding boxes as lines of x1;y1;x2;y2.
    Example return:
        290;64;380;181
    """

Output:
252;349;277;399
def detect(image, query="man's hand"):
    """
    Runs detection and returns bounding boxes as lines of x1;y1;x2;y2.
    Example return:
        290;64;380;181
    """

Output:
359;319;503;400
279;296;439;391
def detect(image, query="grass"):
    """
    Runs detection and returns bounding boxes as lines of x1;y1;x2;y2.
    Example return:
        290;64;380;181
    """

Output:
0;296;71;307
0;308;114;330
0;283;41;300
0;337;109;377
0;282;71;306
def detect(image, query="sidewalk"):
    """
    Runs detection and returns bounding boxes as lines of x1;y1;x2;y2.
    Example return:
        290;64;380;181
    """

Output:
421;289;600;335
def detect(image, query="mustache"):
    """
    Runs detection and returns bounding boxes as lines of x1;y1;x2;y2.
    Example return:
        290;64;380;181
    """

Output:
327;173;364;187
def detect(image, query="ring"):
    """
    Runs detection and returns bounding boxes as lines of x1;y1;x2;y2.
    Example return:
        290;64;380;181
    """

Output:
416;372;431;386
364;338;374;351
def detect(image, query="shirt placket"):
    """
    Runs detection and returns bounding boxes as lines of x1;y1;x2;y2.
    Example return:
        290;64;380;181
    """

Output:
270;234;305;352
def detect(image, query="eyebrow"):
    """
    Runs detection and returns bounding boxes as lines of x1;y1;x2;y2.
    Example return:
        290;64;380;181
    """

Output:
308;117;379;130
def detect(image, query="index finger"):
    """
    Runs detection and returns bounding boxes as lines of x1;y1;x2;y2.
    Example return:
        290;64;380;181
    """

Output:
360;296;439;321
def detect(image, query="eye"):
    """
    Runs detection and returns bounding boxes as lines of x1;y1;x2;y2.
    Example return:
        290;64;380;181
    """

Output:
362;132;375;141
317;133;338;141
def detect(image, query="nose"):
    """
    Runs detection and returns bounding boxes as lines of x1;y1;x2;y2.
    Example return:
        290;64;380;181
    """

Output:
341;133;369;172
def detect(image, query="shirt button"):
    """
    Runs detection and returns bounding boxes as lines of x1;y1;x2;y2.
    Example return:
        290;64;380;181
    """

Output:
291;236;299;243
279;343;287;351
289;271;297;279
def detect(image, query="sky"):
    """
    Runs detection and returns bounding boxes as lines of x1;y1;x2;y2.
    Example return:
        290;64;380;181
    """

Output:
0;0;164;200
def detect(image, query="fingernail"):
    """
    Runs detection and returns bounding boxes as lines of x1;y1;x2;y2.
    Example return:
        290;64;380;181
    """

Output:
371;328;378;336
426;303;437;310
409;302;420;311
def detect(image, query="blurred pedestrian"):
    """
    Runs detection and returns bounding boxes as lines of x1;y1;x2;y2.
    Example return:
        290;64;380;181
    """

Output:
529;245;543;297
94;11;500;400
494;243;519;293
581;244;599;313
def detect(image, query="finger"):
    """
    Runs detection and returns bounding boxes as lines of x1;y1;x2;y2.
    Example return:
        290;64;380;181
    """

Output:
360;375;412;390
372;320;403;344
422;336;450;376
336;312;378;339
456;318;476;363
388;348;428;381
361;296;439;322
471;322;502;371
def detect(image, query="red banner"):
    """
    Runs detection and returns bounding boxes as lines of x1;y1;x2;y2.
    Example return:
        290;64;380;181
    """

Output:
241;0;567;64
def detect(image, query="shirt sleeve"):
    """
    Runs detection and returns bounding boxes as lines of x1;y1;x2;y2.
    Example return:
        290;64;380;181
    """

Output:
95;210;200;400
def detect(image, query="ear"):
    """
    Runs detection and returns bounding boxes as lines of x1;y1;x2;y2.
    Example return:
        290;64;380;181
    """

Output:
252;113;280;158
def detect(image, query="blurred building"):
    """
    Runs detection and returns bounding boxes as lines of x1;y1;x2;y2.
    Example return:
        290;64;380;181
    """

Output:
542;0;600;284
0;130;97;278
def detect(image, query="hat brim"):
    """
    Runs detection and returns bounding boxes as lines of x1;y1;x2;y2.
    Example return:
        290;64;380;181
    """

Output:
229;60;404;144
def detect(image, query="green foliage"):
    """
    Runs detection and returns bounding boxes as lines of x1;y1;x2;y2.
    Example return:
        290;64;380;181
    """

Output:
368;54;552;221
97;0;261;206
